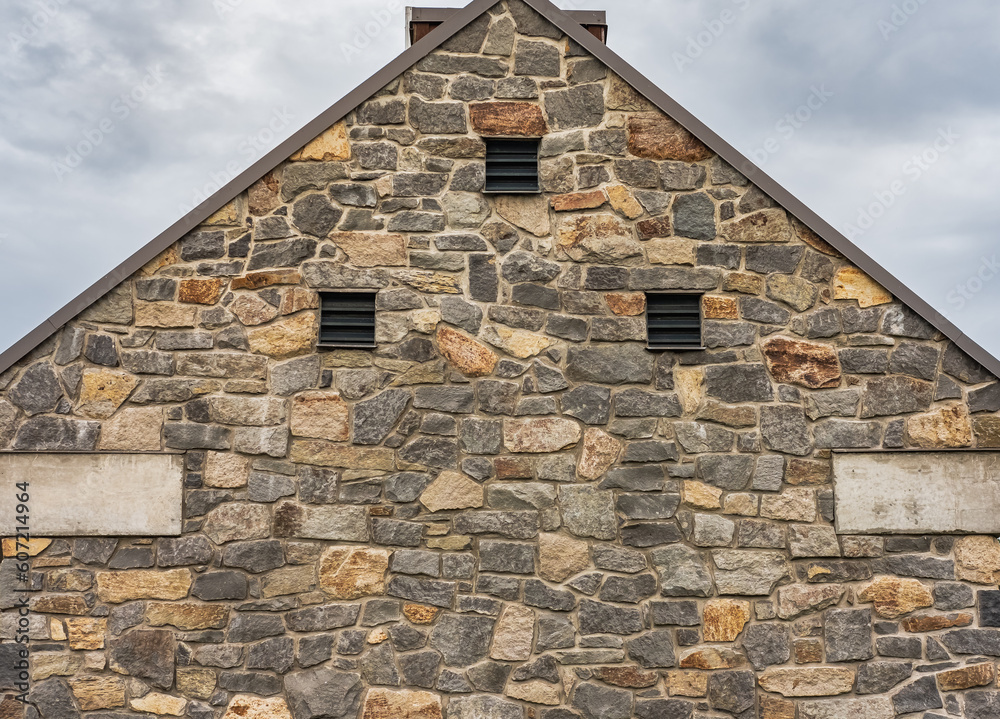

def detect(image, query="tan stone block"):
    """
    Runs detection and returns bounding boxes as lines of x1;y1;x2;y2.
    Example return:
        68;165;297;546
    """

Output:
319;546;390;599
762;336;841;389
146;602;229;630
557;214;642;263
785;458;830;486
403;604;439;625
96;569;192;603
760;488;817;523
626;113;712;162
679;647;747;669
178;278;225;305
505;680;560;705
291;121;350;162
222;696;293;719
776;584;845;620
605;292;645;316
203;451;250;488
758;667;855;697
331;232;406;266
937;661;995;691
794;638;824;663
703;295;738;319
436;327;498;377
32;651;83;680
279;288;319;315
491;604;534;661
607;184;643;219
69;675;125;710
411;309;441;334
426;536;471;551
675;368;704;415
77;369;139;419
722;208;793;243
247;313;317;359
551;190;607;212
291;440;394;469
760;695;796;719
139;245;179;276
470;102;547;136
833;267;892;308
420;471;484;512
494;195;551;237
481;325;553;359
260;565;316;598
49;618;67;641
98;406;163;451
2;538;51;557
65;617;106;649
703;599;751;642
361;689;442;719
48;569;93;592
83;651;105;670
907;405;973;448
34;557;71;568
666;670;708;697
901;612;973;633
577;428;621;480
231;294;279;325
32;595;89;615
607;73;656;112
0;695;21;719
722;493;758;516
696;401;757;428
130;692;187;716
955;536;1000;584
647;238;696;265
393;270;462;294
724;271;764;294
504;418;582;453
596;666;658;688
290;391;350;442
232;270;302;290
248;172;281;216
538;532;590;583
203;199;241;226
974;416;1000;448
136;302;197;328
368;628;389;644
857;576;934;618
682;481;722;510
177;667;217;701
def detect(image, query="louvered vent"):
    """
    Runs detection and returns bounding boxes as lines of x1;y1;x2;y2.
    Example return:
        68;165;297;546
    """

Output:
485;138;540;193
646;293;704;350
319;292;377;348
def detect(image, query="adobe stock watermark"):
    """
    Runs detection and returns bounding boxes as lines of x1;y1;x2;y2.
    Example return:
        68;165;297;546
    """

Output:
843;127;959;241
745;85;834;168
946;255;1000;314
673;0;752;73
340;0;406;64
178;107;294;215
213;0;244;18
878;0;930;40
7;0;72;54
51;65;168;182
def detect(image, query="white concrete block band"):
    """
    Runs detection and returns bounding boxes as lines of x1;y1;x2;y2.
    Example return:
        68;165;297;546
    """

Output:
833;451;1000;534
0;453;183;536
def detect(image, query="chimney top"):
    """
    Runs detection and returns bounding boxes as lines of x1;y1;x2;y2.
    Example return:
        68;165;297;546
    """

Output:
406;6;607;47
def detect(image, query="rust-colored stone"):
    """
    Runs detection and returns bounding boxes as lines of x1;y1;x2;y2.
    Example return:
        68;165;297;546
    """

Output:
178;278;225;305
793;217;844;258
361;689;442;719
907;406;973;448
605;292;646;316
793;638;823;664
627;114;712;162
319;546;390;600
786;459;831;486
577;428;621;480
762;336;841;389
679;647;747;669
597;666;659;689
857;576;934;618
248;171;281;216
636;217;672;239
231;270;302;290
280;288;319;315
437;326;498;377
403;604;439;625
494;456;535;479
703;296;738;319
470;102;547;136
901;613;973;633
937;662;996;691
551;190;607;212
703;599;751;642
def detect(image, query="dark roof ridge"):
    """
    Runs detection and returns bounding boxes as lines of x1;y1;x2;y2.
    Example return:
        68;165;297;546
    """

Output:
2;0;996;380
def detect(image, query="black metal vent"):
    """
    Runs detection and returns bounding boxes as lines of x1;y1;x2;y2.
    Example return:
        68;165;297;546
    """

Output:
319;292;377;348
485;138;540;193
646;293;703;350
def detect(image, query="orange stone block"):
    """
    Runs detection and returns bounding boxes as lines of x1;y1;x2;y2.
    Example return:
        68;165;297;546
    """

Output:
627;114;712;162
901;613;974;633
470;102;548;136
703;296;738;320
703;599;751;642
937;662;996;691
232;270;302;290
178;278;225;305
551;190;608;212
403;604;439;625
606;292;646;316
596;666;659;688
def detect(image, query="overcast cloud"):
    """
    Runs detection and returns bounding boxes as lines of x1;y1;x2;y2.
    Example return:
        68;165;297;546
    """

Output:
2;0;998;359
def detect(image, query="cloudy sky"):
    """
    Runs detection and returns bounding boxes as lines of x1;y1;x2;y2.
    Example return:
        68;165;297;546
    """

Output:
2;0;999;360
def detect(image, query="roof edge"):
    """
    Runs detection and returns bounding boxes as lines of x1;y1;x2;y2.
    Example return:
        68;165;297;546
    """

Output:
2;0;998;382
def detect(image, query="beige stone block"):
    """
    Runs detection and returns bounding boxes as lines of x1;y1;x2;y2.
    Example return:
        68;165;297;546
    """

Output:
290;391;350;442
130;693;188;716
420;471;484;513
247;313;317;359
907;405;972;448
722;208;792;243
2;538;51;557
833;267;892;307
98;407;163;450
538;533;590;583
331;232;406;266
411;309;440;334
231;294;279;326
260;565;316;598
956;536;1000;584
222;696;293;719
135;302;197;328
32;651;83;681
290;440;394;469
96;569;192;603
504;418;582;453
491;604;534;661
77;369;139;419
69;676;125;710
666;670;708;697
505;680;560;705
703;599;750;642
65;617;106;650
146;602;229;630
858;576;934;618
758;667;855;697
319;546;390;599
177;668;217;701
577;428;621;480
647;238;696;265
204;451;250;488
682;481;722;510
494;195;551;237
393;270;462;294
606;184;643;219
360;689;442;719
291;121;350;162
481;324;553;359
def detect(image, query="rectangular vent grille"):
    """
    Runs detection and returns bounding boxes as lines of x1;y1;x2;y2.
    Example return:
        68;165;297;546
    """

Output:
485;138;540;193
319;292;377;348
646;293;703;350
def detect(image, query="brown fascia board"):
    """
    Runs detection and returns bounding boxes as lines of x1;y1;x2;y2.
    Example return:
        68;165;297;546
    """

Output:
1;0;997;381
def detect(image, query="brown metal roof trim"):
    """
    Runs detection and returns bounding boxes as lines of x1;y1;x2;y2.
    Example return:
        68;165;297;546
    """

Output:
1;0;996;380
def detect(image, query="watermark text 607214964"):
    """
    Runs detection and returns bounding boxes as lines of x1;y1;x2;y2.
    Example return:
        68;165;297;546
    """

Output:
12;480;32;703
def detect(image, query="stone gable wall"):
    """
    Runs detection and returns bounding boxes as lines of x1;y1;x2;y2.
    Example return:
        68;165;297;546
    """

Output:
3;1;1000;717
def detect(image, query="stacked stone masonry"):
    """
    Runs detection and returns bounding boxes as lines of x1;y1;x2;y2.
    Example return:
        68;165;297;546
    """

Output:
3;1;1000;717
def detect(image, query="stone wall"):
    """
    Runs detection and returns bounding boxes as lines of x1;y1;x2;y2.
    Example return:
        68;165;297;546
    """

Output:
3;1;1000;717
